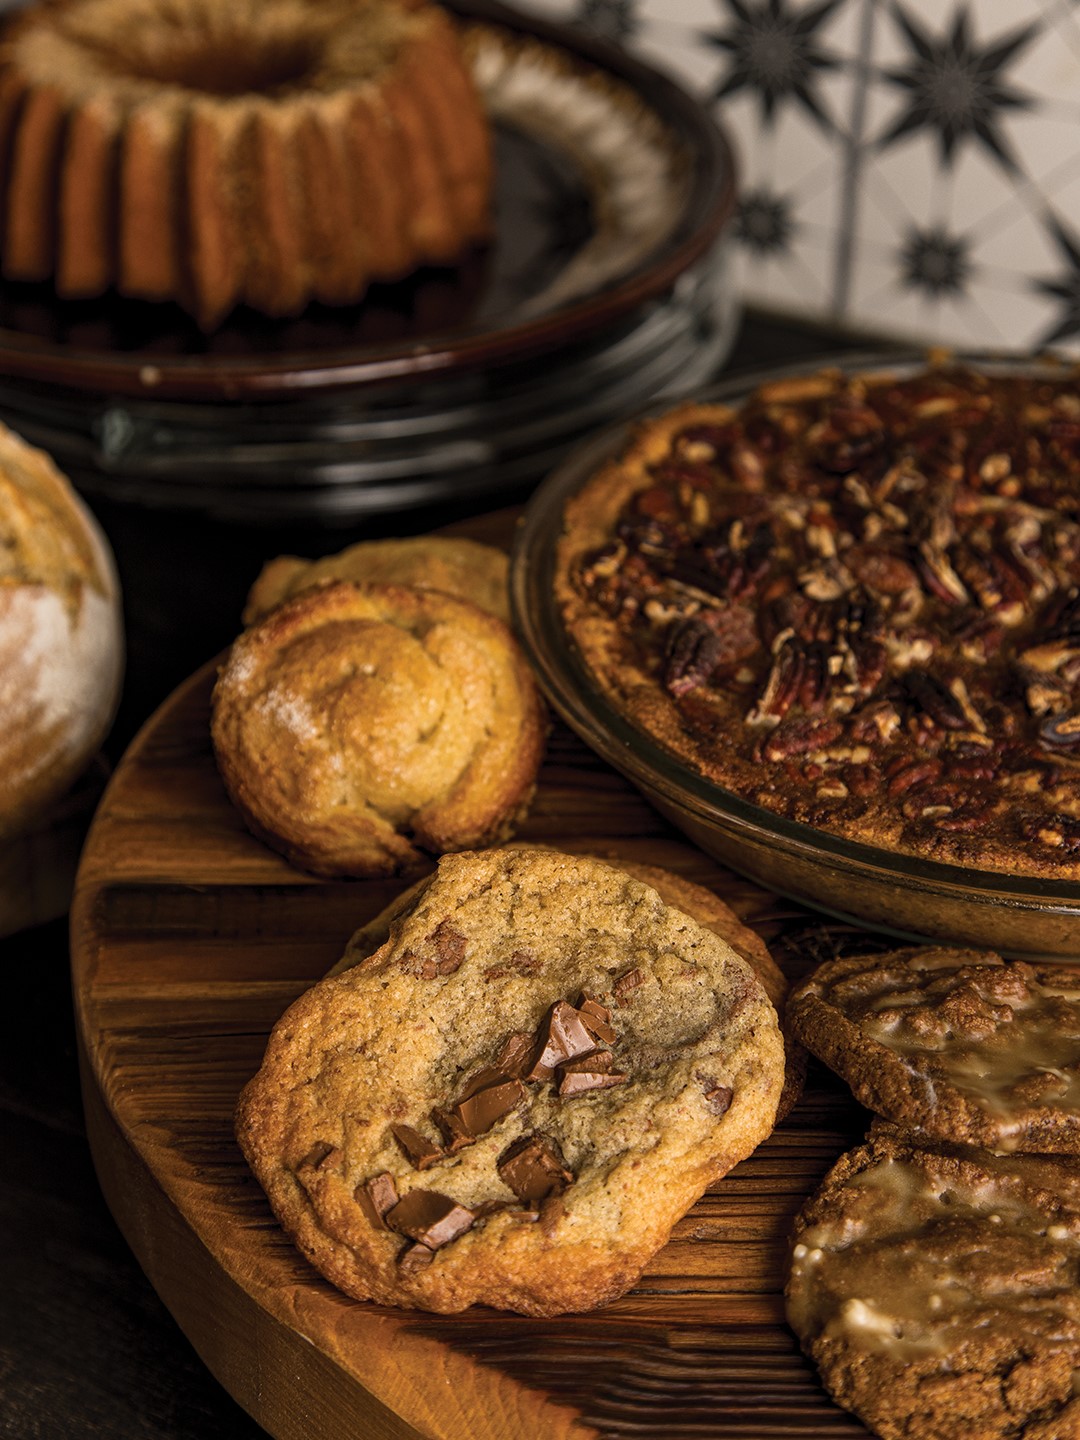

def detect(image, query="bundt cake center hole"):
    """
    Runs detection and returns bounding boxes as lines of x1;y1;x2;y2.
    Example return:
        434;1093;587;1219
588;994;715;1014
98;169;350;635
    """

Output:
116;37;320;96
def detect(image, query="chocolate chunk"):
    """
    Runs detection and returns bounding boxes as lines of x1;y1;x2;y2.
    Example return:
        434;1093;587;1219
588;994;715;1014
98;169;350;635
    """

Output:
399;949;426;978
398;1242;436;1273
452;1077;527;1135
355;1171;399;1229
390;1123;443;1170
494;1030;534;1078
697;1073;734;1115
483;949;542;980
568;1047;611;1072
577;992;610;1018
509;949;541;974
297;1140;338;1171
576;994;617;1044
614;967;646;1001
473;1198;542;1224
498;1134;575;1201
385;1189;475;1248
524;1000;597;1081
402;921;468;980
458;1065;511;1101
431;1106;474;1153
557;1052;628;1096
538;1194;568;1236
427;920;467;975
471;1199;513;1221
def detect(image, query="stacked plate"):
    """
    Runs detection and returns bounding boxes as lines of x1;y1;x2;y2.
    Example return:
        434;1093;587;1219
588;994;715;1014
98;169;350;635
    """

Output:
0;0;737;524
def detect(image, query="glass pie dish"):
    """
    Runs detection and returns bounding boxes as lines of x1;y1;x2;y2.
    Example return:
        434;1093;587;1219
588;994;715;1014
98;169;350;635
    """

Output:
510;353;1080;961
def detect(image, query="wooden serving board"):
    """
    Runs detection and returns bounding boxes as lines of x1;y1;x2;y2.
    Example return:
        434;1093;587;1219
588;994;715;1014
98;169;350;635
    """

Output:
71;658;882;1440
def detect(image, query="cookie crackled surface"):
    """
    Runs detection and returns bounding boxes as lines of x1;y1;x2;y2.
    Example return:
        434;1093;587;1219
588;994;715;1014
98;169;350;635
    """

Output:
787;1129;1080;1440
211;580;545;877
788;946;1080;1153
235;847;784;1316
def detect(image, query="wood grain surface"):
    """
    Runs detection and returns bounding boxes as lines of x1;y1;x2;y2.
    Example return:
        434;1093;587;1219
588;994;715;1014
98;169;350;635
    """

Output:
0;755;108;939
70;650;889;1440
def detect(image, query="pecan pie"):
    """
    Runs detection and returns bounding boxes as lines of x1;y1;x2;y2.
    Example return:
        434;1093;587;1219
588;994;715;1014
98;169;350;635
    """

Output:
555;363;1080;879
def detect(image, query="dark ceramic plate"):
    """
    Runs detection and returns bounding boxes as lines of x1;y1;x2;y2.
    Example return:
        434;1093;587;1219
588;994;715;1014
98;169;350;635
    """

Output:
0;0;735;401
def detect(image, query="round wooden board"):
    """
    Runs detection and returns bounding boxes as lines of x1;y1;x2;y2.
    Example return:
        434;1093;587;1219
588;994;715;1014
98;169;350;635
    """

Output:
72;658;879;1440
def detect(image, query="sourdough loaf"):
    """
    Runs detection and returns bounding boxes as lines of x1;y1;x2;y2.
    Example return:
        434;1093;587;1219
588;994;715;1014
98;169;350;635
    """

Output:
0;423;123;837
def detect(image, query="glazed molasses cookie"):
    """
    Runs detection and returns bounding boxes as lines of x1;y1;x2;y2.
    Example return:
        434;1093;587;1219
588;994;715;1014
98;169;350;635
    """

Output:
211;580;545;877
787;947;1080;1153
328;853;803;1121
236;847;785;1315
243;536;510;626
787;1127;1080;1440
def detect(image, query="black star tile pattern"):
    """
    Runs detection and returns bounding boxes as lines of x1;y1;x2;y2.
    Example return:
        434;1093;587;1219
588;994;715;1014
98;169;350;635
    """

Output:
705;0;845;131
898;223;972;297
1033;211;1080;346
735;188;797;254
574;0;639;43
528;0;1080;351
877;3;1040;174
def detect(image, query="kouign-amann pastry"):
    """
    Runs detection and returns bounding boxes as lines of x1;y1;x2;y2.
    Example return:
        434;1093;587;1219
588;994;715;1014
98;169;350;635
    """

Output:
327;850;804;1119
555;364;1080;879
0;0;492;327
0;422;123;838
787;1128;1080;1440
236;847;785;1315
787;946;1080;1153
210;580;545;877
243;536;510;626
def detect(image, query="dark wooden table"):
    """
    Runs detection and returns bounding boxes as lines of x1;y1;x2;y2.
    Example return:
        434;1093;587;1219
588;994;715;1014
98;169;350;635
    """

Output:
0;308;881;1440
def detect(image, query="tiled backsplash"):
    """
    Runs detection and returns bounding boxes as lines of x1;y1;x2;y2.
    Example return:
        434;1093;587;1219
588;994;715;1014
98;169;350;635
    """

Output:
519;0;1080;354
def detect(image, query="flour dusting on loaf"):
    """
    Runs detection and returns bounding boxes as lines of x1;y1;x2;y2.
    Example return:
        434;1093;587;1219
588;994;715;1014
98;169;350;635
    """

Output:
0;423;123;836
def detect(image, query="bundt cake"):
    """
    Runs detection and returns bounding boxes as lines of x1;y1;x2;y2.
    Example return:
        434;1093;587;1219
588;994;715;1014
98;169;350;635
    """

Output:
0;0;493;328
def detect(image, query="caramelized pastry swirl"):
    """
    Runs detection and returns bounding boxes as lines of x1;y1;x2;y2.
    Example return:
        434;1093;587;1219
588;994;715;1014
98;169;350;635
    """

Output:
211;580;545;877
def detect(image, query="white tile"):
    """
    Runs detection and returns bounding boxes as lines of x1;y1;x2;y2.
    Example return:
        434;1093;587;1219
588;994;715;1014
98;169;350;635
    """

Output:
638;0;718;33
966;202;1059;281
1011;7;1080;110
1003;110;1080;203
633;26;721;91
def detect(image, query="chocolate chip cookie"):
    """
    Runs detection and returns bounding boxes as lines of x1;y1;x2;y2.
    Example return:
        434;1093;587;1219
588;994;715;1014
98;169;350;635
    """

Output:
787;946;1080;1152
236;846;784;1315
328;851;804;1122
787;1126;1080;1440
